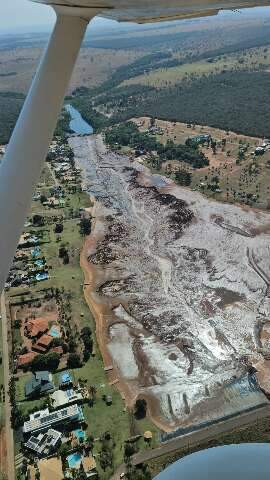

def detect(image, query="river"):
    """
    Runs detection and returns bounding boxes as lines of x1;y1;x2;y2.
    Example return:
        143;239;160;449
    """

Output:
65;104;93;135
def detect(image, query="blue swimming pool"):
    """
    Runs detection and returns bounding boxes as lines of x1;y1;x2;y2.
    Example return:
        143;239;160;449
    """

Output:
74;429;86;441
60;371;72;384
35;259;44;267
36;272;49;281
67;452;82;469
49;326;61;337
31;247;40;258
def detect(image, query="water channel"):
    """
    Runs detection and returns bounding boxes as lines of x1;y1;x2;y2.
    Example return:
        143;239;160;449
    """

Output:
65;104;93;135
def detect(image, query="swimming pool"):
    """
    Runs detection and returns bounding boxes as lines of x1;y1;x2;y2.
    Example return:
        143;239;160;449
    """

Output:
67;452;82;469
49;325;61;338
31;247;40;258
74;429;86;442
60;371;72;385
36;272;49;281
35;259;44;267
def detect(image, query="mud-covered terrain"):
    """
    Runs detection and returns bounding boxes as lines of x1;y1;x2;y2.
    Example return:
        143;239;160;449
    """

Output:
70;135;270;431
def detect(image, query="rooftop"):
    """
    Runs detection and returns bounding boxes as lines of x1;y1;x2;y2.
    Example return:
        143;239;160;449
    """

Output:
23;404;82;434
25;371;55;398
25;318;49;338
50;389;83;409
36;334;53;347
24;429;62;457
82;456;96;473
18;352;38;367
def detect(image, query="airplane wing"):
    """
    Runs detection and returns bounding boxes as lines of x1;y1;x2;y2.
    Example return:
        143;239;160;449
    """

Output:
32;0;270;22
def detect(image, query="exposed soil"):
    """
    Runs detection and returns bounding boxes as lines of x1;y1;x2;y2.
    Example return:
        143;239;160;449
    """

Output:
71;134;270;431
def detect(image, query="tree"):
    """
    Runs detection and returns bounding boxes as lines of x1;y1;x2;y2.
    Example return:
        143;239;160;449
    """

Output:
59;245;67;258
81;327;93;354
99;450;113;471
33;214;45;227
67;353;81;369
45;352;60;372
124;442;137;460
31;352;60;372
86;434;94;452
79;217;91;236
89;385;97;402
59;442;71;459
134;399;147;419
54;223;63;234
126;464;151;480
63;251;70;264
175;169;192;186
40;194;47;204
50;338;68;353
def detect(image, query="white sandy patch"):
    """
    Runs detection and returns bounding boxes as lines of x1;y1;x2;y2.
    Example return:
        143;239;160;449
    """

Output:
108;323;139;379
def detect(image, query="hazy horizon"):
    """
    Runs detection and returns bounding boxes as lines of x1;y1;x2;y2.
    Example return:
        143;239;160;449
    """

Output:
2;1;270;35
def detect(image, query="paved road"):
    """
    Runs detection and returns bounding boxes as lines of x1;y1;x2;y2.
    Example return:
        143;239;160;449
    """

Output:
1;292;15;480
111;404;270;479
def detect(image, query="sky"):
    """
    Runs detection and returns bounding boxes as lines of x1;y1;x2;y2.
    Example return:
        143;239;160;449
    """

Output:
2;1;270;34
0;0;122;34
1;0;56;32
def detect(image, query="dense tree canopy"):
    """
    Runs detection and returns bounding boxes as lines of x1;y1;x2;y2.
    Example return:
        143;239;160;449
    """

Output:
105;122;209;168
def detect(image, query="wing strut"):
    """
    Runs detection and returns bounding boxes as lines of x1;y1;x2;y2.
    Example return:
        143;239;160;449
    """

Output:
0;11;98;291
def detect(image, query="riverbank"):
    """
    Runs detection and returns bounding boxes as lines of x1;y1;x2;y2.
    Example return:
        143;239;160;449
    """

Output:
70;133;270;434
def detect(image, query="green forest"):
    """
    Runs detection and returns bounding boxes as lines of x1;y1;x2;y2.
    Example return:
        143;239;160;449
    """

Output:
105;121;209;168
0;92;24;144
4;26;270;146
88;70;270;138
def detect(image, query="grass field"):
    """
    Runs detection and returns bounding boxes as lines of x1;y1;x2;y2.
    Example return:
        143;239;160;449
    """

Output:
0;45;143;95
122;46;270;88
133;116;270;210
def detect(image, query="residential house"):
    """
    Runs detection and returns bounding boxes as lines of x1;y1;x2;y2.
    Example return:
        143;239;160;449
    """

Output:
25;371;55;398
33;334;53;353
18;233;39;248
25;318;49;339
50;388;83;409
23;404;84;435
24;429;61;457
17;352;38;369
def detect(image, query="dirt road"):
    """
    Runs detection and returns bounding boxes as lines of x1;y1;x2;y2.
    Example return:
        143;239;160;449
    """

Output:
1;292;15;480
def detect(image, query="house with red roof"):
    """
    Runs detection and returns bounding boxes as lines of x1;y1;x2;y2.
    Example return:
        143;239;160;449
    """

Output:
17;352;38;368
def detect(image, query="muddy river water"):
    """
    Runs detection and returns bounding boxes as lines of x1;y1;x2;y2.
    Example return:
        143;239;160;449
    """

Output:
70;134;270;432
